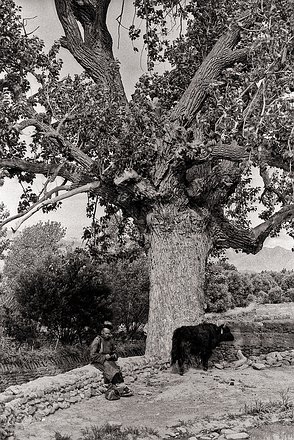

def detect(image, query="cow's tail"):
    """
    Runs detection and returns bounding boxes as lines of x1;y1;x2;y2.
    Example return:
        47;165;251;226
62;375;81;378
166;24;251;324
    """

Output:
170;328;180;366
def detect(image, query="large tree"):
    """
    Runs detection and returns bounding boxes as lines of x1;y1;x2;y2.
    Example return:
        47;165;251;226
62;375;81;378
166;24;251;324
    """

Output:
0;0;293;359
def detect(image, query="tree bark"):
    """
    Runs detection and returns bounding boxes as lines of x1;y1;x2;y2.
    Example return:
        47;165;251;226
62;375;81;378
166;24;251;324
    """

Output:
145;206;212;361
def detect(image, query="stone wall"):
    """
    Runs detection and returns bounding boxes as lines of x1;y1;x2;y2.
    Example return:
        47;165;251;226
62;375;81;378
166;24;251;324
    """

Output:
0;356;168;440
0;342;144;393
209;303;294;363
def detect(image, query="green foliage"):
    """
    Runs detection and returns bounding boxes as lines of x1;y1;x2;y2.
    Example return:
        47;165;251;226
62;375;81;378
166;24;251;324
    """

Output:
250;272;278;297
13;249;112;344
102;255;149;336
130;0;294;230
0;0;293;238
205;264;232;312
3;221;66;284
2;307;39;348
85;214;149;338
84;213;143;261
0;202;10;258
205;260;294;311
205;260;254;312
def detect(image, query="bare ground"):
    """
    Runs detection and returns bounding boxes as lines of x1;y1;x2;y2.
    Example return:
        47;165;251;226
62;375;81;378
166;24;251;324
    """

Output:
14;365;294;440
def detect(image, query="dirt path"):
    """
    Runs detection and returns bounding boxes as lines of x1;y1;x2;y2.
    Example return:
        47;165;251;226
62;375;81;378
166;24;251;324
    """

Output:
14;365;294;440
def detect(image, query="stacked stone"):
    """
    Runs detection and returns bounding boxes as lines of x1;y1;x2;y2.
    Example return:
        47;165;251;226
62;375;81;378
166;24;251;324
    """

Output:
249;349;294;370
120;356;168;383
0;357;168;440
215;349;294;370
0;366;103;440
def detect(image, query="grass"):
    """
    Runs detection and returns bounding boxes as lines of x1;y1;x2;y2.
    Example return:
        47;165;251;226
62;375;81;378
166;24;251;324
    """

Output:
243;388;294;417
55;424;158;440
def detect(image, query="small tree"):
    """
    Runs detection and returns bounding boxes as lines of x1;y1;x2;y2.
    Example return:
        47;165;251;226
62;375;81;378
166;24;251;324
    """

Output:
102;255;149;337
3;221;66;291
250;272;278;298
14;249;112;344
2;307;39;348
205;263;232;312
285;288;294;302
266;285;284;304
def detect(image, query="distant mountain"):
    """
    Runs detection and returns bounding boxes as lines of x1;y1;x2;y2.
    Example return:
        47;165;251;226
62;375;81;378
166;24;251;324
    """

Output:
226;246;294;273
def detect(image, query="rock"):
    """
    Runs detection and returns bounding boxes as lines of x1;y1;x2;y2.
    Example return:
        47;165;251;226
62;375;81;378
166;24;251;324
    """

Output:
265;357;276;366
237;364;249;370
221;429;236;435
225;433;249;439
0;395;16;404
177;427;187;433
188;437;198;440
166;422;182;428
214;363;224;369
252;363;266;370
233;359;247;368
106;421;122;429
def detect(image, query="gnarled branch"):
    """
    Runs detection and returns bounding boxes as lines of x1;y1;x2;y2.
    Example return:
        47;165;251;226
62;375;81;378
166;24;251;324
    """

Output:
213;204;294;253
170;14;252;126
54;0;126;100
13;116;94;170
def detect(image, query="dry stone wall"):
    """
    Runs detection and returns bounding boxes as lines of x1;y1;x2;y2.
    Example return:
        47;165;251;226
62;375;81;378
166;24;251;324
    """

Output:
0;356;168;440
208;302;294;364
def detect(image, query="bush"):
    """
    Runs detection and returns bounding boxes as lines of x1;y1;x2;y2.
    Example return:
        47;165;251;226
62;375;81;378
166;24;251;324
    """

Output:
2;307;40;348
13;249;113;345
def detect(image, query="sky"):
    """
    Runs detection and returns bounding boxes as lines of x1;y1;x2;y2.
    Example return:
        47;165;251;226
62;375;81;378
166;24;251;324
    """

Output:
0;0;293;249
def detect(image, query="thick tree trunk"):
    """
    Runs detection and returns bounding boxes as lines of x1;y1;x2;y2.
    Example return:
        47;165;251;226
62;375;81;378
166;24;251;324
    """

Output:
145;207;212;361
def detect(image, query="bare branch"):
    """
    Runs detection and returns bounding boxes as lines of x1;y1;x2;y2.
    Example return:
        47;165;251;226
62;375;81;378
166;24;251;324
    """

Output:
0;158;65;178
3;181;101;233
1;184;71;229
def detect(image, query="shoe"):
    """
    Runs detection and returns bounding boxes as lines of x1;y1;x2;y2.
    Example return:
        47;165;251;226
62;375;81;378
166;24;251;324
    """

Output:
118;386;134;397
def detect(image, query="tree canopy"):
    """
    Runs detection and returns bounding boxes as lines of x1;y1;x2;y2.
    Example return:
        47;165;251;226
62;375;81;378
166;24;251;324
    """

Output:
9;248;112;343
0;0;293;250
3;220;66;282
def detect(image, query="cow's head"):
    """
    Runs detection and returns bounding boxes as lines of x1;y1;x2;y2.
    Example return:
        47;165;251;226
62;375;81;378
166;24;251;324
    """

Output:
219;324;234;342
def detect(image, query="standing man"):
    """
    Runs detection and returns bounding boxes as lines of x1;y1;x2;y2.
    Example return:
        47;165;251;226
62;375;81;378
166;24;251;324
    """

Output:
90;323;133;399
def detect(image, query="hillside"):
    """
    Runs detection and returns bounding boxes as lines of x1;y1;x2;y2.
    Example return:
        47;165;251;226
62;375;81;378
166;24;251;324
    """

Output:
226;246;294;273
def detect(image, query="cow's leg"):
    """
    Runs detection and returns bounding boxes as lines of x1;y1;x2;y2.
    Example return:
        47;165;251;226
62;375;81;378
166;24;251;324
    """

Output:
201;349;212;371
178;341;187;375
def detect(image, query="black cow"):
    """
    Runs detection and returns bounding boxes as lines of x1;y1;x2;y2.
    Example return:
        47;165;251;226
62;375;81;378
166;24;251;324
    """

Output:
171;323;234;374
